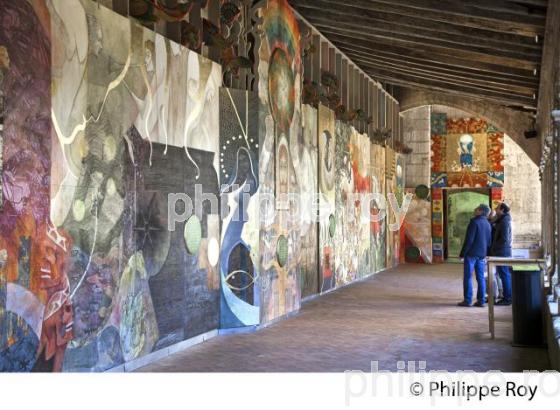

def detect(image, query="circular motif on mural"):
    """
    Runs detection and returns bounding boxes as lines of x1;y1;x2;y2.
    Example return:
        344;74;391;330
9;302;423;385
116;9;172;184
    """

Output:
405;246;421;261
72;199;86;222
208;237;220;267
328;214;336;238
184;215;202;255
268;48;295;132
276;235;289;267
415;184;430;200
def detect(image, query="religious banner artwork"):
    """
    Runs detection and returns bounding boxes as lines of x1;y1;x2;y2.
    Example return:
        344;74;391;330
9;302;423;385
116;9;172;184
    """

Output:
430;114;504;188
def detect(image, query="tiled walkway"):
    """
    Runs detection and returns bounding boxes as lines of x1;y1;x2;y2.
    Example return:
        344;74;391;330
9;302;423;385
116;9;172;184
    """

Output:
138;263;550;372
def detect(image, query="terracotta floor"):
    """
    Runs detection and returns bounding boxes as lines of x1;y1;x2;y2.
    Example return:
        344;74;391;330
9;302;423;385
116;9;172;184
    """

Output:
138;263;550;372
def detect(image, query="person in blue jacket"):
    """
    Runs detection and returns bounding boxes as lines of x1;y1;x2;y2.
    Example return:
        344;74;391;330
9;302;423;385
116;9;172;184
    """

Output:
458;204;492;307
491;202;513;306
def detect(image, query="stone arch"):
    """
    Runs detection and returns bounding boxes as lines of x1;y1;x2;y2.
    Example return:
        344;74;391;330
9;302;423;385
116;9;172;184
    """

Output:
396;88;540;164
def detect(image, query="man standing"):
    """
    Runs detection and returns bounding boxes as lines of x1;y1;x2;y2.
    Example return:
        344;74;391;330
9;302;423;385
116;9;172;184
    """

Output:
491;202;513;306
458;204;492;307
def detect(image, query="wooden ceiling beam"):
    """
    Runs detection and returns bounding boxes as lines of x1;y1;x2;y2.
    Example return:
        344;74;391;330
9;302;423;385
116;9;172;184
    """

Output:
329;40;538;80
310;20;541;63
361;71;537;108
292;4;541;49
320;30;539;71
343;48;539;87
369;0;547;19
292;0;545;36
345;52;538;94
353;57;536;96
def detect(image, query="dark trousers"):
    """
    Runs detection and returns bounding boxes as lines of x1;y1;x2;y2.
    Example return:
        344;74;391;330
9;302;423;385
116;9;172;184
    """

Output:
496;265;512;302
463;256;486;305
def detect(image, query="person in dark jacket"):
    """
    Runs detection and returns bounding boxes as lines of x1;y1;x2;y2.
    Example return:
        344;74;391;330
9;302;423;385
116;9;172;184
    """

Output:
491;202;513;305
458;204;492;307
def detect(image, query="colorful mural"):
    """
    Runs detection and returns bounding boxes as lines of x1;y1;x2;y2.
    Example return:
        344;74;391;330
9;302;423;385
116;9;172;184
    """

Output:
385;147;397;269
299;104;319;299
431;188;445;263
429;113;505;262
318;104;336;292
0;0;60;372
257;0;302;322
0;0;403;371
430;113;504;189
403;188;432;264
370;144;386;273
219;88;260;328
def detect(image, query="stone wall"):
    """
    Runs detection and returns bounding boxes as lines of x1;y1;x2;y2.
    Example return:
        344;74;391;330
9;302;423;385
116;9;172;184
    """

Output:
402;106;430;188
503;136;542;244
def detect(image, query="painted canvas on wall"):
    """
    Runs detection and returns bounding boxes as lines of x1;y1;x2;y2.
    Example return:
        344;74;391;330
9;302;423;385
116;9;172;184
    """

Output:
403;188;432;263
0;0;404;371
299;104;319;299
334;120;357;286
219;88;260;328
1;0;223;372
352;130;371;278
0;0;56;372
385;147;396;269
257;0;302;323
370;144;386;273
429;113;504;189
318;104;336;292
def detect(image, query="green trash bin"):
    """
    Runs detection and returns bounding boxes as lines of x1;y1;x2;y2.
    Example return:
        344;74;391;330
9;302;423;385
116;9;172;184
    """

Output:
511;266;544;347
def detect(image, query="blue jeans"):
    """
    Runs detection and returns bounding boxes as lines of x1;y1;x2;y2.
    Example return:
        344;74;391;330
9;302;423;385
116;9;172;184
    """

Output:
463;256;486;305
496;265;512;302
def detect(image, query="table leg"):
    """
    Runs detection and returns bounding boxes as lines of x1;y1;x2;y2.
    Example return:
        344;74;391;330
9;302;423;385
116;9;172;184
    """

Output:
488;262;495;339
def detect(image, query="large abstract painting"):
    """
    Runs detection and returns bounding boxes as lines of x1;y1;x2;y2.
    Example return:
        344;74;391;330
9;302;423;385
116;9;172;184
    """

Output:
257;0;302;323
0;0;403;371
0;0;55;372
1;0;222;372
219;88;260;328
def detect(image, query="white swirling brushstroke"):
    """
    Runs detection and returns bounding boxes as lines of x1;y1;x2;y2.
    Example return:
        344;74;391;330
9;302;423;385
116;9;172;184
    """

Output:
52;51;133;177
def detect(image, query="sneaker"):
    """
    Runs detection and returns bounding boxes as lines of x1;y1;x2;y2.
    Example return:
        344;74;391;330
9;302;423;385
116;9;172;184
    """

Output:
473;301;485;307
457;301;471;307
495;299;512;306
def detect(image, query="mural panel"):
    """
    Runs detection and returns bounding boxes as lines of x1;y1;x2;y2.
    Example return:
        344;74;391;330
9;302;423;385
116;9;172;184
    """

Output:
299;104;319;298
219;88;260;328
430;114;504;189
403;188;432;263
258;0;302;322
385;147;396;269
370;144;386;273
333;121;356;286
1;0;222;372
0;0;59;372
318;104;336;292
0;0;403;371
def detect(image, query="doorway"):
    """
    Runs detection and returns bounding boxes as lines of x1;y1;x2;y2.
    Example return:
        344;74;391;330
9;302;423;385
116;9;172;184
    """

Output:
444;189;491;260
